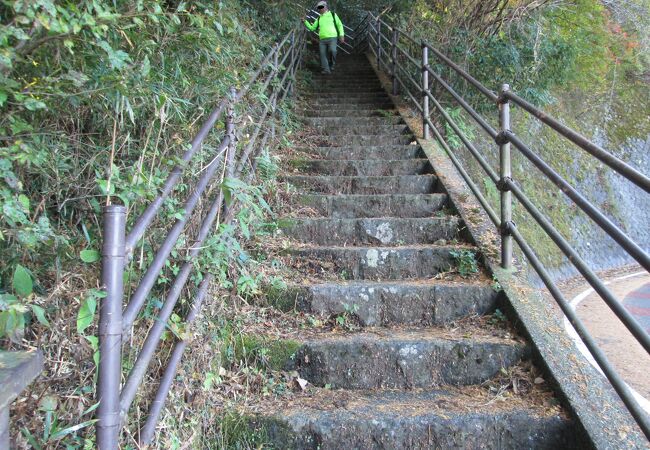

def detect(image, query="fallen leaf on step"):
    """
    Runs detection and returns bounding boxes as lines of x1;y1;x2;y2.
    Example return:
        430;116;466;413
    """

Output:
296;377;308;391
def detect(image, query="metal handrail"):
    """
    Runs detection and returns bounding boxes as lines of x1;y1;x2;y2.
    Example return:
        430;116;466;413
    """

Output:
366;13;650;440
97;26;308;449
503;91;650;193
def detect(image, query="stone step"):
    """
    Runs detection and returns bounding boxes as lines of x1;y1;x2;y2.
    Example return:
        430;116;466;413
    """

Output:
286;245;467;280
310;73;378;79
283;175;437;194
287;159;431;176
303;91;388;98
299;193;447;218
302;117;404;126
316;134;415;146
306;98;393;106
315;125;409;136
305;87;385;94
305;83;384;90
269;280;496;326
300;89;388;95
288;328;527;389
256;389;579;449
295;145;424;160
300;109;397;118
279;216;459;245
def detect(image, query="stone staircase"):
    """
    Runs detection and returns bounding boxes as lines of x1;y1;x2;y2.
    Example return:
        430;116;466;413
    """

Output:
253;54;583;449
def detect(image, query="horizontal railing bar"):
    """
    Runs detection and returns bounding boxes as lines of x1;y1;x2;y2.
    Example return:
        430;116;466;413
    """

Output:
378;56;391;74
425;43;498;102
425;90;499;183
425;115;501;226
395;63;420;92
398;29;419;46
121;137;230;332
125;98;229;254
368;31;377;47
277;43;293;70
503;177;650;355
391;69;421;112
503;92;650;193
138;272;213;446
235;107;273;177
395;43;420;68
425;64;498;139
236;126;272;178
277;30;292;49
235;45;277;102
508;224;650;440
120;171;229;417
505;131;650;272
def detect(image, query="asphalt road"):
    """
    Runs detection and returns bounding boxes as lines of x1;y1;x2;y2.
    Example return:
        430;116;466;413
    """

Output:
564;271;650;412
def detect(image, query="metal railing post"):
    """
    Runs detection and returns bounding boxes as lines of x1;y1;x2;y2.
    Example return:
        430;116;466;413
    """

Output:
422;42;430;139
498;84;513;269
225;87;237;179
271;44;279;141
97;205;126;450
288;31;296;97
391;28;399;96
376;20;381;67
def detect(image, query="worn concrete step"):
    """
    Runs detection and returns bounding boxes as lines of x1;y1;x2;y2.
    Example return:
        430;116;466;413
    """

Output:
299;193;447;218
288;159;431;176
296;107;397;118
269;280;495;327
284;175;437;194
256;389;579;449
300;87;389;96
316;125;409;136
316;134;415;146
288;328;527;389
307;98;393;107
300;106;396;114
305;84;383;91
279;216;459;245
301;86;387;93
310;73;378;79
305;87;386;94
300;109;397;118
302;116;404;126
286;245;467;280
295;145;424;160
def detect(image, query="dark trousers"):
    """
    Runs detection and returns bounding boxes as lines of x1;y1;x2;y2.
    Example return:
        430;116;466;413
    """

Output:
319;38;338;73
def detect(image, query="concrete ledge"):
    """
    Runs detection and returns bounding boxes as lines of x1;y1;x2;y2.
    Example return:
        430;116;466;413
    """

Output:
365;54;647;448
0;350;43;448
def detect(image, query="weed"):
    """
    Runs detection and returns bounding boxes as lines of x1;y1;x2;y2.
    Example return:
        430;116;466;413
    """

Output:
488;308;508;326
450;249;480;278
491;275;503;292
333;303;360;331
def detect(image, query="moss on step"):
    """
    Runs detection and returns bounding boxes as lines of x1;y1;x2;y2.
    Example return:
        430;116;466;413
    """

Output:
210;410;273;449
234;334;302;372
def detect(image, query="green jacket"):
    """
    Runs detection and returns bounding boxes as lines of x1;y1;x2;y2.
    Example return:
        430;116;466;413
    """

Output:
305;11;344;40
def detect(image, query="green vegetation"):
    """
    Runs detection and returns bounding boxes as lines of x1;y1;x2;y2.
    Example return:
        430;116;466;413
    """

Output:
231;334;302;372
450;249;480;278
0;0;310;446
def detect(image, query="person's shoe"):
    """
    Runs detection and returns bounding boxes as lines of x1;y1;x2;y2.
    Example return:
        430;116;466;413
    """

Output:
321;70;331;74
